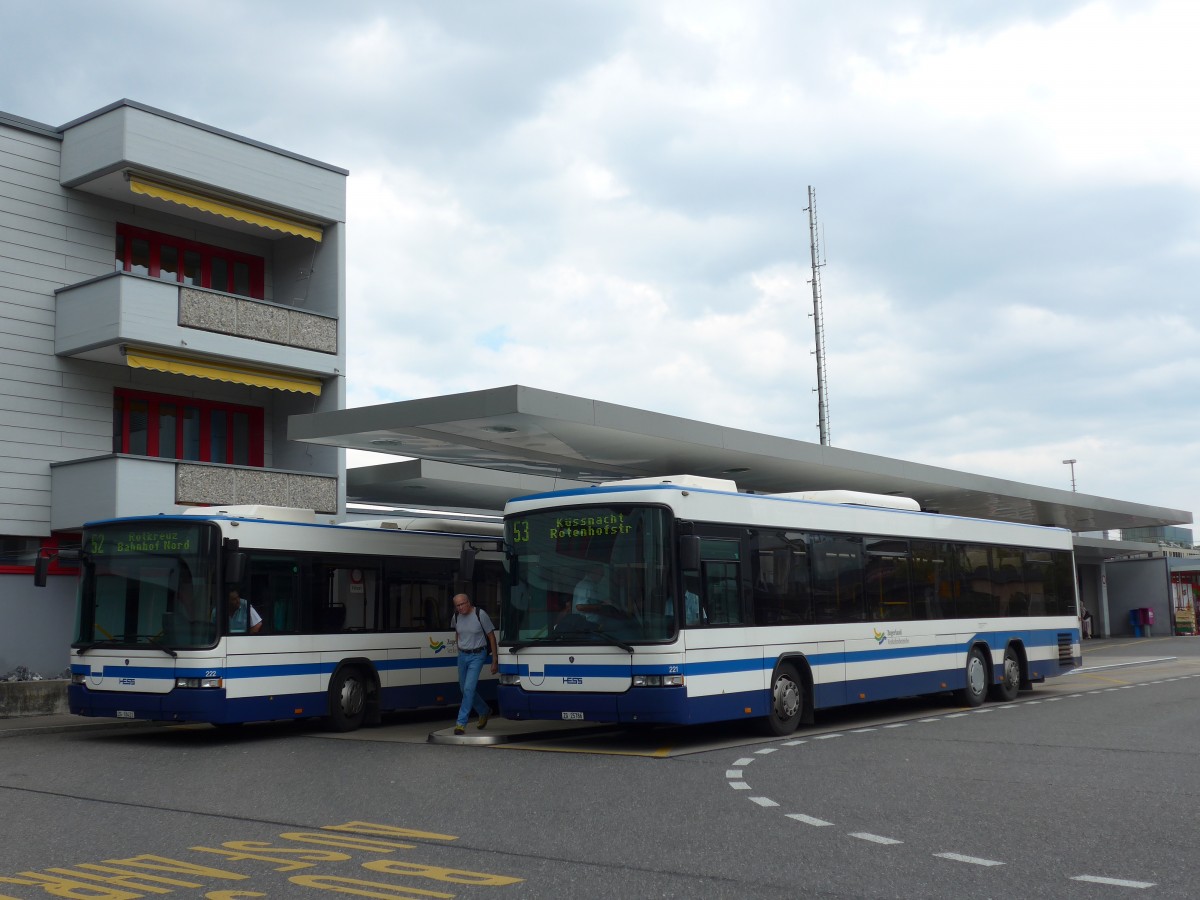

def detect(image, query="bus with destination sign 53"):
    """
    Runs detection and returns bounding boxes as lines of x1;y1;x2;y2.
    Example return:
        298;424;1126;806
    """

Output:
496;475;1081;735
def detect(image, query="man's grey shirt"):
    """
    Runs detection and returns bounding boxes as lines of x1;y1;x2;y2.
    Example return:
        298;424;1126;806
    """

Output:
455;608;495;651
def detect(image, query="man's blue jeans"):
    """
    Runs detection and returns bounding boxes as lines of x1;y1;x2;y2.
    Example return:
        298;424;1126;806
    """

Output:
456;651;490;727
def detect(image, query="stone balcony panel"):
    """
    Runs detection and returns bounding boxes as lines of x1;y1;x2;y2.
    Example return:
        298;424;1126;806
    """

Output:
55;272;339;378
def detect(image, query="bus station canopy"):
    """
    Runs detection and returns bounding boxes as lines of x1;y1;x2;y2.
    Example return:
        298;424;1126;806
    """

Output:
289;384;1191;534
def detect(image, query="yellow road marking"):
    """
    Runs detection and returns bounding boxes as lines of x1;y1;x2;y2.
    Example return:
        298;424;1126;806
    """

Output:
1076;673;1132;686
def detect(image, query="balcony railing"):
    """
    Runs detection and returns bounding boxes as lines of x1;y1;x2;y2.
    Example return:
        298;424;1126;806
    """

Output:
178;286;336;353
50;455;338;530
55;272;339;375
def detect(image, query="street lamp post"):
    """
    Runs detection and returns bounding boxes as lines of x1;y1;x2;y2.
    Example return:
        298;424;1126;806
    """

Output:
1062;458;1077;492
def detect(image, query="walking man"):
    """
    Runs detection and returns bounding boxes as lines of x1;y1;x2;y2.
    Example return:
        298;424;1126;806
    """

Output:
452;592;497;735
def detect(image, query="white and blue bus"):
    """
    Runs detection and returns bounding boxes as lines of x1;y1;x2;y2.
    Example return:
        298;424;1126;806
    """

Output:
43;506;502;730
498;475;1080;735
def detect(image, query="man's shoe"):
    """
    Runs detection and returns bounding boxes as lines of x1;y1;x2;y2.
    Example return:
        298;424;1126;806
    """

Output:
453;725;465;735
476;712;490;730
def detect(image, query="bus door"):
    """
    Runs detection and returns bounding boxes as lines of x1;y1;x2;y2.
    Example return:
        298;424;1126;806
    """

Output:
224;556;317;706
386;576;453;695
682;538;757;703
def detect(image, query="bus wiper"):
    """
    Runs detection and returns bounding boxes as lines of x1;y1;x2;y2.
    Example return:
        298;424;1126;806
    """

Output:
129;635;178;657
590;630;634;653
73;643;96;655
554;625;634;652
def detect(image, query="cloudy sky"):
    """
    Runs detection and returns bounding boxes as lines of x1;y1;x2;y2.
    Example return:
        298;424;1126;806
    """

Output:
4;0;1197;533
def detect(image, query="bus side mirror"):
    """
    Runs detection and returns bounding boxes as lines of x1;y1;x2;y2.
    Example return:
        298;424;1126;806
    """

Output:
225;551;247;585
679;535;701;572
33;555;49;587
459;547;477;582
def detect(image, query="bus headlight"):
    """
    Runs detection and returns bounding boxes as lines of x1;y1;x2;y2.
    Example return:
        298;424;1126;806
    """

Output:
633;674;684;687
71;672;87;685
176;677;222;689
498;673;520;686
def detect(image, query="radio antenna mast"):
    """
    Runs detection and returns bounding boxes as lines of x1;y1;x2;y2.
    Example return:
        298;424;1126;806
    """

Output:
806;185;831;446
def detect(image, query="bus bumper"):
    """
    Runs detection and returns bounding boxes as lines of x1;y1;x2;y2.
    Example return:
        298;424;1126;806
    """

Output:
68;684;231;723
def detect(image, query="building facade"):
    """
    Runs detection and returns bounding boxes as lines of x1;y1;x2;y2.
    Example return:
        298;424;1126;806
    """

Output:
0;100;347;674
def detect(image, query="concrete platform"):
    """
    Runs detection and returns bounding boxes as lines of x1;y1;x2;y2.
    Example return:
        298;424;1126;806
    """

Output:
427;717;616;746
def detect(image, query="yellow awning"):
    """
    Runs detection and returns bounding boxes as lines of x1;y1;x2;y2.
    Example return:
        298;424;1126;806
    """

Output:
126;349;322;395
128;176;323;242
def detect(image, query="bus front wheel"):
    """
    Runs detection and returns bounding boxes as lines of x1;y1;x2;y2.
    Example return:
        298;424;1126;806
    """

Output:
957;647;988;708
763;663;803;736
328;667;367;732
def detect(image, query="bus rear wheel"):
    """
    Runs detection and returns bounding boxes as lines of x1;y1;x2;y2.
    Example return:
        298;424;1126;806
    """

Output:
763;663;803;736
957;647;988;708
989;646;1021;702
328;667;367;732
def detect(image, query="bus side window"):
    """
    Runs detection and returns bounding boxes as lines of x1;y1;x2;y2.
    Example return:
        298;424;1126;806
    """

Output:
329;567;378;631
387;582;446;631
245;558;302;635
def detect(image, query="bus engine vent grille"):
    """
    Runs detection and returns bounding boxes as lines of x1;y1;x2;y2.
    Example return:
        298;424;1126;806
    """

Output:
1057;633;1074;666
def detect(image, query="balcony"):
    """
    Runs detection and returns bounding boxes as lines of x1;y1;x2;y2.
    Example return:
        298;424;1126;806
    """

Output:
50;455;338;531
55;272;339;386
59;101;346;227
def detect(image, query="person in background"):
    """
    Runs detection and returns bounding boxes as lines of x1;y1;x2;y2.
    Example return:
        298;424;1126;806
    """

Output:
452;592;497;735
227;589;263;635
572;564;606;621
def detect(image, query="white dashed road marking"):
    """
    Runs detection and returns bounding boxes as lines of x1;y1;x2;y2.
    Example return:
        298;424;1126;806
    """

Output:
850;832;902;845
786;813;833;827
726;680;1186;892
1071;875;1156;889
934;852;1004;867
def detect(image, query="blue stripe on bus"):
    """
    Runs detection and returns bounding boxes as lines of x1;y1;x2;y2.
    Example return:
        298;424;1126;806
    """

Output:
498;629;1077;679
75;654;476;682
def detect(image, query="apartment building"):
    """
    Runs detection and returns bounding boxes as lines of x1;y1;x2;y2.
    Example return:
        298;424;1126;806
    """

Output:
0;100;347;673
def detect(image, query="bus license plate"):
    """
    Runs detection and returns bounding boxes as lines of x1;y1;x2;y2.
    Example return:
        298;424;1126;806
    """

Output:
561;711;584;721
116;710;135;719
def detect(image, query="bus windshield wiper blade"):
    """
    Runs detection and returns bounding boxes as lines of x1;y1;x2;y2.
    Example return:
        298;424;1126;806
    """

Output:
126;635;178;657
589;630;634;653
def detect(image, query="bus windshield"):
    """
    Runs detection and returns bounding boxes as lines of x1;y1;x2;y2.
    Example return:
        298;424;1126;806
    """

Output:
502;504;676;645
75;522;221;650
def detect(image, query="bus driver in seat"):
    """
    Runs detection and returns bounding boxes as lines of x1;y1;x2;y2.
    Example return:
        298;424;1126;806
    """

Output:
227;590;263;635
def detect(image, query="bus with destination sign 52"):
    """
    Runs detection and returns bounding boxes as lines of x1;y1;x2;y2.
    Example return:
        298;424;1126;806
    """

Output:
37;506;502;730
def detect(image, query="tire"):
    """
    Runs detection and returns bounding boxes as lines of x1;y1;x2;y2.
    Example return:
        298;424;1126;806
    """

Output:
328;667;367;732
957;647;988;708
989;646;1021;702
762;663;804;736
